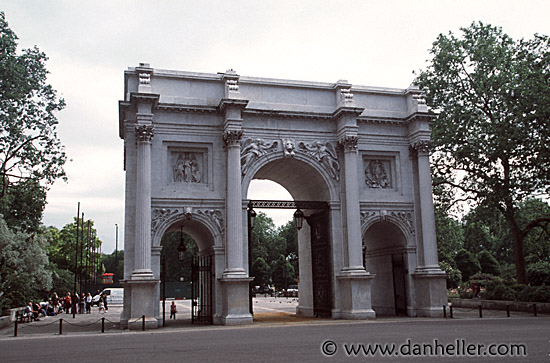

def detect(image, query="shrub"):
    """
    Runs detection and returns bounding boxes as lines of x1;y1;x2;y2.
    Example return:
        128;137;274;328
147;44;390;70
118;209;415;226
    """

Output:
455;249;481;281
517;285;550;303
478;250;500;276
526;261;550;286
483;283;517;301
440;261;462;289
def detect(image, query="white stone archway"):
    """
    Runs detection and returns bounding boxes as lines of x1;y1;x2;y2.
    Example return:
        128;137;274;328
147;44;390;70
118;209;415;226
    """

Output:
118;65;447;327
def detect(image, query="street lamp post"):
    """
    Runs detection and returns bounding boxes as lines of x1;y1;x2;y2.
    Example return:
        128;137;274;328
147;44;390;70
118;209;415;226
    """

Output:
247;202;256;315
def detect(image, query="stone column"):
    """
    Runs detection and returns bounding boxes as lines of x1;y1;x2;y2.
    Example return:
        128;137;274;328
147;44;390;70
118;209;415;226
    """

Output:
410;140;439;270
339;135;364;270
132;124;154;279
223;129;246;275
410;139;447;317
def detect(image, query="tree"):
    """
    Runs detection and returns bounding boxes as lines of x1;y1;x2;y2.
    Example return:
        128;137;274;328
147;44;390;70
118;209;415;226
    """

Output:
0;11;67;200
478;250;500;276
415;22;550;283
161;231;197;283
0;178;46;232
0;215;52;311
454;248;481;282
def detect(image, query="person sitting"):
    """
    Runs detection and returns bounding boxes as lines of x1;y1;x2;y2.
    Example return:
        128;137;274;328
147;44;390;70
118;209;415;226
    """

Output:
32;303;46;317
24;302;39;321
46;300;56;316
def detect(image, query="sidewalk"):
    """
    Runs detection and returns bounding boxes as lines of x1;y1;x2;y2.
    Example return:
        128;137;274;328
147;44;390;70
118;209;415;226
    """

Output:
2;298;547;339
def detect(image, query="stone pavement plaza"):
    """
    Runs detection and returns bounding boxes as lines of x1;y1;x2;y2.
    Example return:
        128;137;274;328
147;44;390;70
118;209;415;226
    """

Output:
1;297;548;336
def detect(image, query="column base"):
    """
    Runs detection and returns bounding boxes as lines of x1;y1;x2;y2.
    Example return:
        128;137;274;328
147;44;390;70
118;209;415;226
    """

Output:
219;275;254;325
412;268;447;317
337;270;376;319
123;278;159;329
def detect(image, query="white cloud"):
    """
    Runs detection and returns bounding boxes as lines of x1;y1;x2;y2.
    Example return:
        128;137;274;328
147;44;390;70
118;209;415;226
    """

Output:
3;0;550;253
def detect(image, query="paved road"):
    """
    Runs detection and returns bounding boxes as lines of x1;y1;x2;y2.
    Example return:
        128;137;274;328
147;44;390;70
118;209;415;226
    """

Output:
1;298;548;362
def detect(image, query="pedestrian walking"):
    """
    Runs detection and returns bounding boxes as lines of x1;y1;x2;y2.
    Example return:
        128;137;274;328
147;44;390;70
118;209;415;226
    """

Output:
170;301;177;319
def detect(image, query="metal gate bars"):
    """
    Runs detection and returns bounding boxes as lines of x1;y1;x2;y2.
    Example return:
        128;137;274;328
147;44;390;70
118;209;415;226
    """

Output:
191;255;213;324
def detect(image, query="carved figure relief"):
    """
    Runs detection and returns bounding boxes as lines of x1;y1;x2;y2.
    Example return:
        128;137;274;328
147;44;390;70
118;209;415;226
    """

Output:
365;160;391;188
172;153;201;183
282;138;295;158
151;208;225;237
298;141;340;181
240;138;278;175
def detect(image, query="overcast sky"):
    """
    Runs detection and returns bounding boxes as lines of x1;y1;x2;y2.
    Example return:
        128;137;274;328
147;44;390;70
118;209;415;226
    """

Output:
3;1;550;253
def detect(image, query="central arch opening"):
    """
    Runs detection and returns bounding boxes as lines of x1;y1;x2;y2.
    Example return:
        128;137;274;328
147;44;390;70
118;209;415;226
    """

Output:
245;157;334;320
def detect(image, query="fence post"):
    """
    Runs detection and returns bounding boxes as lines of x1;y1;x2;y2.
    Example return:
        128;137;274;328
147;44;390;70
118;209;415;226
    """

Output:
59;319;63;335
443;305;447;318
479;305;483;318
533;304;537;317
450;305;453;319
14;320;18;337
102;317;105;333
142;315;145;331
506;305;510;317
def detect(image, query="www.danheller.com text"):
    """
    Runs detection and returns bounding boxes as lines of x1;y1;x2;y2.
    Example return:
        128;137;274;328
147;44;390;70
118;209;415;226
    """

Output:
320;339;527;357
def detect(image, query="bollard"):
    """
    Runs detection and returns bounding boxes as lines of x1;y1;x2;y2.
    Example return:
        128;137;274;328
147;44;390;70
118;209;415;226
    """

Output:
14;320;18;337
102;317;105;333
450;306;453;319
479;305;483;318
443;305;447;318
506;305;510;317
59;319;63;335
533;304;537;317
142;315;145;331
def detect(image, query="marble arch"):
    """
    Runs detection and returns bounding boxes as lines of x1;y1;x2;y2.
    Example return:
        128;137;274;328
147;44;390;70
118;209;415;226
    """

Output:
118;64;447;329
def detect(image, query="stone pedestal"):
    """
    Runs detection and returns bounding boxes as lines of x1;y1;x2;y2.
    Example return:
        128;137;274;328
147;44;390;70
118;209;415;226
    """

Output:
412;270;447;317
122;279;160;329
219;276;254;325
337;271;376;319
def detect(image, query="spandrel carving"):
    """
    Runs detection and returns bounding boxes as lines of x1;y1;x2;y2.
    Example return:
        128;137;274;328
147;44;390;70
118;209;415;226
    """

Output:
240;138;278;175
298;141;340;181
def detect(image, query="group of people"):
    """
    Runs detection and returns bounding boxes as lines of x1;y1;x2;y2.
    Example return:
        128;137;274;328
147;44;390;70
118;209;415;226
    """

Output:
24;291;109;320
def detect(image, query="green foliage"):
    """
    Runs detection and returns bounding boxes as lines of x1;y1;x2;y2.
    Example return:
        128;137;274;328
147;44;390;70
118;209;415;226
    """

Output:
416;21;550;284
0;215;52;311
251;257;271;286
478;250;500;276
0;179;46;233
161;231;197;283
516;285;550;303
102;250;124;286
0;12;67;200
454;248;481;281
439;260;462;289
526;261;550;286
435;208;464;264
483;284;517;301
249;213;298;289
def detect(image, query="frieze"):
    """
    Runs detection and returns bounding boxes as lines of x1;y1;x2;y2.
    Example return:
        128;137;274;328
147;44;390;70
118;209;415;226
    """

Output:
172;153;202;183
390;211;415;235
364;160;391;188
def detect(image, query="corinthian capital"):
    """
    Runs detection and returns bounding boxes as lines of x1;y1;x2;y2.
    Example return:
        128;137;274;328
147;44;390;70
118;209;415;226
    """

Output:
338;135;359;152
409;140;431;156
223;129;243;146
135;125;154;142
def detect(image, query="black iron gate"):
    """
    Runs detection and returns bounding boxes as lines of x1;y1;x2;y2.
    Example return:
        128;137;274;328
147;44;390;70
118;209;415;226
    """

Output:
309;210;332;318
191;255;213;324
